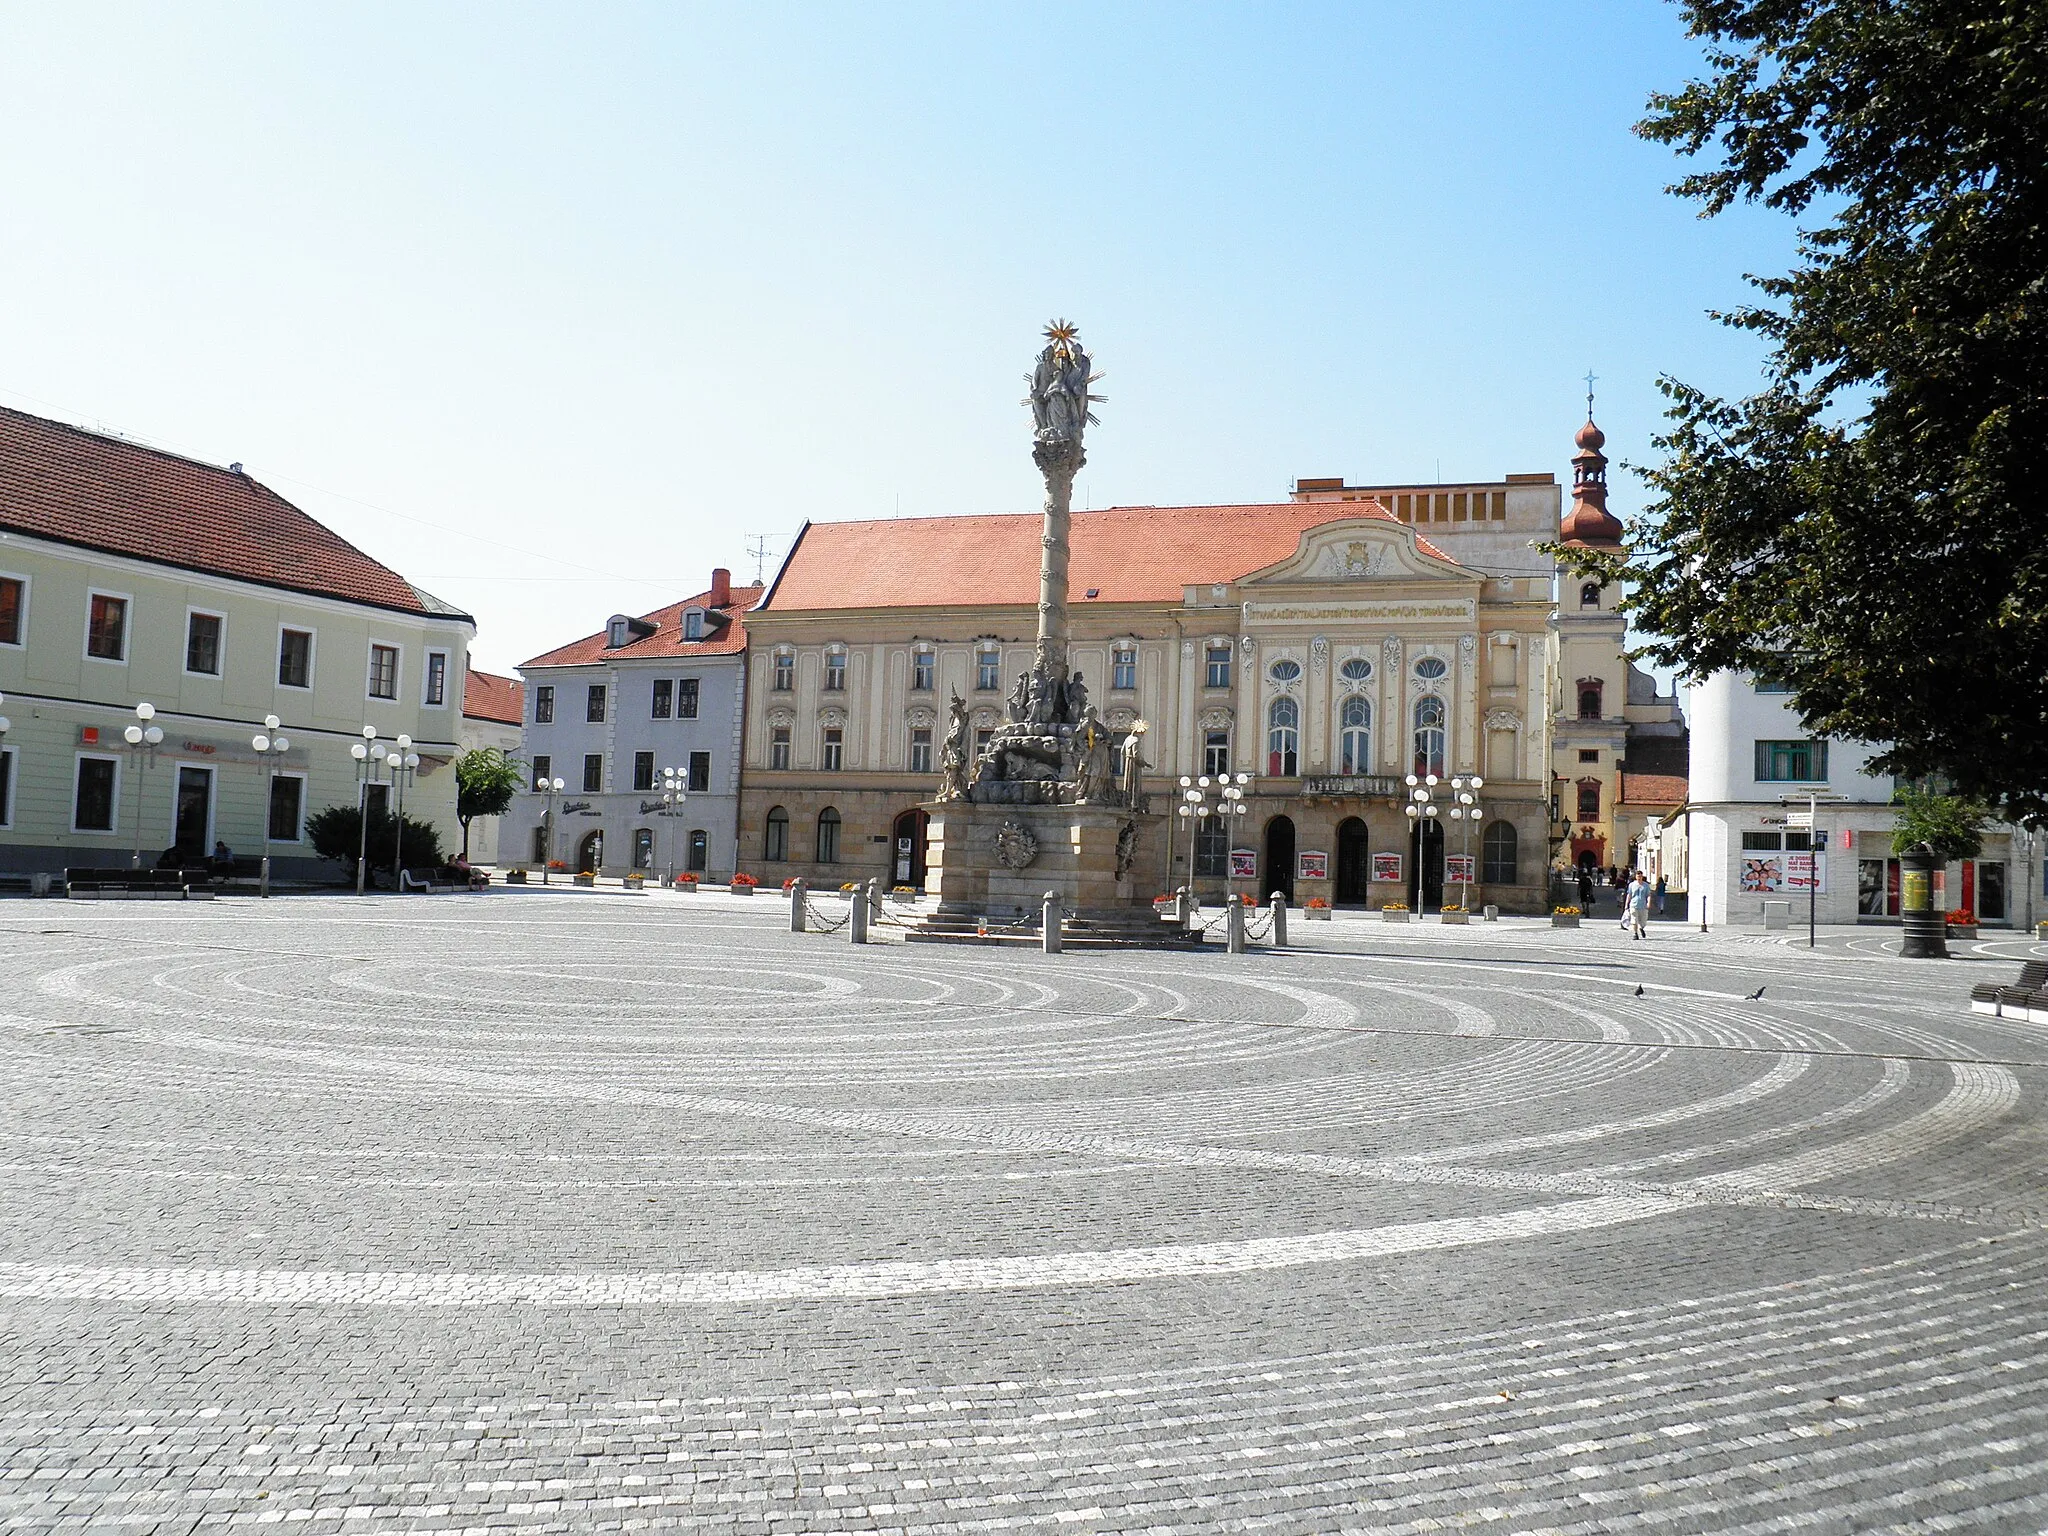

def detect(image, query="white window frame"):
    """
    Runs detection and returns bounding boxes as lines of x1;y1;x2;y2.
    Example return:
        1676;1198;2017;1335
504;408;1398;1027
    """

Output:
1111;644;1138;692
772;649;795;692
83;587;133;666
910;646;936;692
822;646;848;692
276;624;317;691
422;648;451;709
683;608;705;641
365;639;403;703
0;743;16;827
265;770;308;844
976;647;1002;692
0;568;29;649
182;605;228;679
72;751;122;834
169;761;217;852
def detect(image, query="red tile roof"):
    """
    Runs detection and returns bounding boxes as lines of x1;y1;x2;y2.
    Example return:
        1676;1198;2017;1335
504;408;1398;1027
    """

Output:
0;406;468;620
521;582;765;670
763;502;1458;612
1618;772;1689;806
462;667;525;725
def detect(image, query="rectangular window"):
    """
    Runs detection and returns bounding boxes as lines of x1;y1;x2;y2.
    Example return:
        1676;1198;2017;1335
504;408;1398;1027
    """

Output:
823;653;846;692
86;593;127;661
651;678;673;719
974;727;993;762
586;684;607;723
821;727;843;771
1577;748;1600;764
424;651;448;706
770;726;791;771
0;575;22;646
74;755;117;831
367;643;399;700
632;751;655;791
534;685;555;723
909;727;933;773
1742;830;1784;851
1112;647;1137;691
817;814;841;865
1576;781;1600;818
688;751;710;793
772;653;794;691
0;747;13;827
277;627;313;688
1205;645;1232;690
531;754;552;792
684;610;704;640
678;678;699;718
184;611;223;675
1754;680;1794;694
267;775;304;842
1194;816;1227;877
911;652;934;691
1754;739;1828;782
582;753;604;793
1203;729;1230;776
977;649;1001;691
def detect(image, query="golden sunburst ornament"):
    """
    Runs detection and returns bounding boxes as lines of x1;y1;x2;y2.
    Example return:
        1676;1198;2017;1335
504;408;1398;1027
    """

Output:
1043;318;1080;343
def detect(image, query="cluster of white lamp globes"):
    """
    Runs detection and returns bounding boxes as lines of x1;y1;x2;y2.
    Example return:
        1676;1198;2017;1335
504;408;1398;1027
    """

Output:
1177;772;1252;894
1405;772;1484;913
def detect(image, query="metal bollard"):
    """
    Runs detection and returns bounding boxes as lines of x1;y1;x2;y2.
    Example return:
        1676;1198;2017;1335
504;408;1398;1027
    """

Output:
850;887;869;944
1174;887;1191;929
1269;893;1287;948
1042;891;1062;954
790;878;808;932
1227;897;1246;953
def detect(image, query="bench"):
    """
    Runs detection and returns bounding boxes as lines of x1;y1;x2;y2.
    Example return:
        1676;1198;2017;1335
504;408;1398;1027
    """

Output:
65;867;213;900
398;866;489;894
1970;961;2048;1022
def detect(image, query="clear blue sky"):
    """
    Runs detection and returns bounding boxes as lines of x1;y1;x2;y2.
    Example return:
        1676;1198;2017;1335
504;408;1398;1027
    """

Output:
0;2;1796;673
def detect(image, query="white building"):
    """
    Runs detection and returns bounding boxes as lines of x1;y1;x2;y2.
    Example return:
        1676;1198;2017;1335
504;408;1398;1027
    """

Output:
499;570;760;880
1686;670;2027;928
457;667;525;865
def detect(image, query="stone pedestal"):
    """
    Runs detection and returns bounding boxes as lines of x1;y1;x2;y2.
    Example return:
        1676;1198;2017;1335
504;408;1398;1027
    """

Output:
925;800;1164;922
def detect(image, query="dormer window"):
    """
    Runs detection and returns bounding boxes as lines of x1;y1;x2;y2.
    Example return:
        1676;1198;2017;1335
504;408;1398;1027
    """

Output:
683;609;705;641
608;619;628;648
605;613;657;650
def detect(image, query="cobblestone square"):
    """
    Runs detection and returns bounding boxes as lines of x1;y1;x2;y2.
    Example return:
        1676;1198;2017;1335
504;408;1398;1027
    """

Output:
5;892;2047;1533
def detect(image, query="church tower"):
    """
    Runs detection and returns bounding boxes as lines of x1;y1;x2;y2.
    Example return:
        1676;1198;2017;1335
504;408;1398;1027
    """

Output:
1551;400;1630;877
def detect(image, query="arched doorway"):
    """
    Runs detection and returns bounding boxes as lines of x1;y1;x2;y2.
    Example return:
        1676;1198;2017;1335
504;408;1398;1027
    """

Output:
1336;817;1370;905
1409;819;1443;911
576;829;603;874
891;807;930;890
1264;815;1296;902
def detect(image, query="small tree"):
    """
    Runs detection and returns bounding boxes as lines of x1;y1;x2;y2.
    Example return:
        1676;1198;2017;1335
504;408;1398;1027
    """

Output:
304;804;447;880
454;747;526;860
1890;786;1988;862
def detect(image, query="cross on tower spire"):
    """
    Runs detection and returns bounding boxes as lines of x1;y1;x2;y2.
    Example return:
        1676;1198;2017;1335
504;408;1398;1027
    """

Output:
1583;369;1598;419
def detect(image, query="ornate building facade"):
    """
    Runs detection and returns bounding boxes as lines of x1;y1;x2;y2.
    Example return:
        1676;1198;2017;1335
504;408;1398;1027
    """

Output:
738;495;1559;911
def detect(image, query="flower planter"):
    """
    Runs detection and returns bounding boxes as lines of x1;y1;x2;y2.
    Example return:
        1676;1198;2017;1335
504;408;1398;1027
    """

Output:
729;883;756;896
623;874;645;890
674;880;698;893
1382;910;1409;924
573;872;595;887
1440;911;1469;926
1946;924;1979;940
1304;906;1331;922
506;869;527;884
1551;914;1579;928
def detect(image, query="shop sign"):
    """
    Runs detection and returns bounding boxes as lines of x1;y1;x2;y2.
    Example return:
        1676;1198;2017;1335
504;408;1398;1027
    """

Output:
1296;851;1327;880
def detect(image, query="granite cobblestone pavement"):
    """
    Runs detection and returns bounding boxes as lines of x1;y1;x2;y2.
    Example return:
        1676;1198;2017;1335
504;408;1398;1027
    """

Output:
4;891;2047;1533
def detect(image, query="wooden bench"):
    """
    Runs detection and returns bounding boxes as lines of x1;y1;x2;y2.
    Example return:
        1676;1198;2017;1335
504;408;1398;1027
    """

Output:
64;867;213;900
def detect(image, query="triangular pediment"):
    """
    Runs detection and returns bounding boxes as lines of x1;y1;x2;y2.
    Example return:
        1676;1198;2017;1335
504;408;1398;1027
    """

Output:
1241;518;1474;587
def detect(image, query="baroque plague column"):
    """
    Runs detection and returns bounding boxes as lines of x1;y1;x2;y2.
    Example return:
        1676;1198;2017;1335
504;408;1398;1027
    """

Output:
922;323;1165;927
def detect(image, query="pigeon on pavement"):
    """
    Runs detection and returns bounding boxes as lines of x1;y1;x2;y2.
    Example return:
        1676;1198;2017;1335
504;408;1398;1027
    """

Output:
1634;985;1645;997
1747;986;1766;1000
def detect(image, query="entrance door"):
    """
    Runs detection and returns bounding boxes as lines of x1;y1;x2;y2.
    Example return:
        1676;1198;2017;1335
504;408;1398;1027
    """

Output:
174;766;212;858
1336;817;1370;904
1264;815;1296;902
577;829;603;874
1411;819;1444;910
892;808;930;889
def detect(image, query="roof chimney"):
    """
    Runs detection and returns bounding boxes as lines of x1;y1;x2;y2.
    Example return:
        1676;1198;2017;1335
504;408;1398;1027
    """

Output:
710;567;732;607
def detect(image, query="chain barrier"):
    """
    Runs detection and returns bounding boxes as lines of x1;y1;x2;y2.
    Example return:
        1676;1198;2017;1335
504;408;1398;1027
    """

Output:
801;893;852;933
1244;910;1274;941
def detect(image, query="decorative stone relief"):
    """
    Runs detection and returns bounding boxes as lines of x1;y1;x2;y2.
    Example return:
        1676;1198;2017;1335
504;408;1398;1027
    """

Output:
994;819;1039;870
1310;636;1328;672
766;706;795;728
1240;634;1256;655
1484;707;1523;731
1106;706;1137;730
1382;635;1402;671
1181;639;1195;658
906;705;938;729
818;706;848;729
1198;706;1234;730
1458;632;1477;687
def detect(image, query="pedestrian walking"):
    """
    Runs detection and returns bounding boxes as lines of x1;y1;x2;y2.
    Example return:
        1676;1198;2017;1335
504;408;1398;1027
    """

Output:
1628;873;1651;939
1654;874;1667;915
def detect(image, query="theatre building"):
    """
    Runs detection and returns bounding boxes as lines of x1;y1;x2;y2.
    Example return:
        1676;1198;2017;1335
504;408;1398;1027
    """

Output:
739;489;1559;911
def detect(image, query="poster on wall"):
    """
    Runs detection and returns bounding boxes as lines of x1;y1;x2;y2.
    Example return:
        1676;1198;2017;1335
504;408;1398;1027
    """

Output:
1297;851;1328;881
1371;852;1404;882
1739;856;1785;893
1785;852;1829;892
1229;848;1258;880
1445;855;1475;885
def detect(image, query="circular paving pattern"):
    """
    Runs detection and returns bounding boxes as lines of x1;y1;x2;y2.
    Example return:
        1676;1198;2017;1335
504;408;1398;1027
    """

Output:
3;893;2046;1532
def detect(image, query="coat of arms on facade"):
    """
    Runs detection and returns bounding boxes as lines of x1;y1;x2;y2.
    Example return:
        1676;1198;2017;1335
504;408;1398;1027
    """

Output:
994;818;1039;870
1332;540;1388;579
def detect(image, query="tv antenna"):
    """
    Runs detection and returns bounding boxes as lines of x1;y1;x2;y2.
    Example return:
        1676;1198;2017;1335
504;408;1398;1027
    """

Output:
745;534;775;584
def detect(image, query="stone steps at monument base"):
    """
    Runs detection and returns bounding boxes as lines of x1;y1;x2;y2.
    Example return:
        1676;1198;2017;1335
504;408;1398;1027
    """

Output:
902;911;1206;950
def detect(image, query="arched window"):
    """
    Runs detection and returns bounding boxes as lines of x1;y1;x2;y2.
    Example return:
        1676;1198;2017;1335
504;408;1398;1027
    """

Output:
1339;696;1372;775
1412;696;1446;776
1578;679;1604;720
1413;655;1448;681
1579;582;1602;607
687;829;708;872
632;828;654;870
1576;779;1601;819
764;805;789;862
1481;821;1518;884
1267;696;1299;776
816;806;841;865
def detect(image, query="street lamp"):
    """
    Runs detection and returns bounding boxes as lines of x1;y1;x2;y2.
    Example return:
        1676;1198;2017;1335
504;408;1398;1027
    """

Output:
1218;773;1252;901
387;735;420;891
250;714;290;898
658;765;689;885
1403;772;1442;918
350;726;385;895
1178;774;1211;909
1445;773;1484;907
123;702;165;869
540;776;566;883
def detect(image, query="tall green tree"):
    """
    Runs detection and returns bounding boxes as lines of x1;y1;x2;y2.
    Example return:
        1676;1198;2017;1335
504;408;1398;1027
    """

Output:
1552;1;2048;820
454;747;526;860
